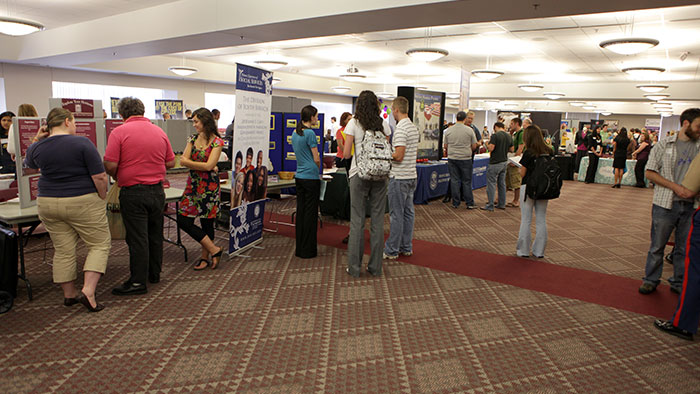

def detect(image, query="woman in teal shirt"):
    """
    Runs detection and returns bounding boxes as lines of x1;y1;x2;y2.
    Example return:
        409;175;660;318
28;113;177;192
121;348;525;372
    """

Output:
291;105;321;258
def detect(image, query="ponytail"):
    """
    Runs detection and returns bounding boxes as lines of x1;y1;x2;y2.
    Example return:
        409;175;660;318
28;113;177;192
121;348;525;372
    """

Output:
297;105;318;136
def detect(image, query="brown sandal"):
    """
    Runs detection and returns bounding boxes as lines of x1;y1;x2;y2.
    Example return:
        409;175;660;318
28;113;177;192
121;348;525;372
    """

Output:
193;259;209;271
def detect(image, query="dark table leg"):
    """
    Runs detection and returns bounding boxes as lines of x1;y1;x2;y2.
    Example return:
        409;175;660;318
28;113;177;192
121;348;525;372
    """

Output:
163;201;188;262
16;224;33;301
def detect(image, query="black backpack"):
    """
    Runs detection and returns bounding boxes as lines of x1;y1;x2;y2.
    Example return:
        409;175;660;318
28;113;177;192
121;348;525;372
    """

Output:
525;154;562;201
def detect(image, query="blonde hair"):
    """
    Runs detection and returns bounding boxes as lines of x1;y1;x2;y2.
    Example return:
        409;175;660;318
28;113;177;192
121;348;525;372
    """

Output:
393;97;409;114
18;104;38;117
46;108;73;132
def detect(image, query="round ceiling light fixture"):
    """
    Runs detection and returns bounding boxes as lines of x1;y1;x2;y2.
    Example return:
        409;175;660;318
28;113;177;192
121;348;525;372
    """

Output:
622;66;665;80
340;64;366;81
600;111;612;116
644;93;670;101
415;86;429;90
254;59;288;70
518;84;544;92
271;77;281;85
0;16;44;36
405;47;449;62
659;112;673;117
543;92;565;100
569;101;586;107
446;92;461;99
636;84;669;93
651;101;672;107
599;37;659;55
331;85;351;93
168;66;198;76
471;69;504;80
582;105;597;110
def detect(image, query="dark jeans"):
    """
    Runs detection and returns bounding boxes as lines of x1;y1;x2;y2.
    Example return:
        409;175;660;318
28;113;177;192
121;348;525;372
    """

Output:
635;158;648;187
585;153;599;183
574;150;587;173
120;183;165;285
448;158;474;207
295;178;320;258
177;215;215;243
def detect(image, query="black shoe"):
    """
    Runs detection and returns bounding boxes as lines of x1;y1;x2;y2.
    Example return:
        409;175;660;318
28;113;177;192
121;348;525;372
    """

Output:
638;283;656;295
342;235;349;244
346;268;359;278
112;282;147;296
654;320;694;341
77;292;105;313
64;297;79;306
670;287;681;295
148;276;160;284
442;196;451;203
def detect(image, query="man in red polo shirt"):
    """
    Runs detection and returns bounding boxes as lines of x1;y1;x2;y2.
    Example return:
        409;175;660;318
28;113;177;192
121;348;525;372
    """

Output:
104;97;175;295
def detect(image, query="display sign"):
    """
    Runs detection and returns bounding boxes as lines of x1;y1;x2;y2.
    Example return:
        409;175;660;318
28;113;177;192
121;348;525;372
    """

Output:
61;99;96;118
29;176;39;201
645;118;661;132
16;118;41;157
110;97;120;118
459;67;471;111
155;100;184;120
229;199;266;253
415;90;443;160
105;119;124;143
75;121;98;147
229;63;273;255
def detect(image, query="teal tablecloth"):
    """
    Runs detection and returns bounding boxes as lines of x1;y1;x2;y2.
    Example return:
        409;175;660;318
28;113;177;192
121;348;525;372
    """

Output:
577;156;647;186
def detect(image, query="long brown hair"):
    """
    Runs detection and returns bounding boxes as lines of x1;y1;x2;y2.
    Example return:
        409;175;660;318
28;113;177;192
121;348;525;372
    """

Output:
192;107;220;140
355;90;383;131
523;125;551;156
18;104;38;117
297;105;318;136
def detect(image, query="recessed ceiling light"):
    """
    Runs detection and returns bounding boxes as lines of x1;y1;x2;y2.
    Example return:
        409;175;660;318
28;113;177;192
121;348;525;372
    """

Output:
582;106;596;110
405;47;449;62
0;16;44;36
446;92;461;99
599;38;659;55
168;66;198;76
471;69;504;80
543;92;565;100
601;112;612;116
622;66;665;79
644;93;670;101
518;84;544;92
636;84;669;93
254;59;288;70
331;86;351;93
272;77;281;85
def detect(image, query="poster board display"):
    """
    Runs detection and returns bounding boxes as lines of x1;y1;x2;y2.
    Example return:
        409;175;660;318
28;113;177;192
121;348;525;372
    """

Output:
282;112;324;173
645;118;661;132
105;119;124;143
229;63;273;256
155;100;184;120
397;87;445;161
12;117;42;208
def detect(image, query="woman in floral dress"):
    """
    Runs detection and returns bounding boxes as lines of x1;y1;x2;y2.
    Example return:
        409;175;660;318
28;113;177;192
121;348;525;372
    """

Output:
177;108;224;270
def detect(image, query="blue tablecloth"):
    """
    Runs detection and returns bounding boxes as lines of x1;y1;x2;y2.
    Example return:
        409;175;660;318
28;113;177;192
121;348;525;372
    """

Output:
414;163;450;204
472;157;489;189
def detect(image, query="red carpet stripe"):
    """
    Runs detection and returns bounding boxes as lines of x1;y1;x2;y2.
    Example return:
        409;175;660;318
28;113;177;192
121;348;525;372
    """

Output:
266;212;679;318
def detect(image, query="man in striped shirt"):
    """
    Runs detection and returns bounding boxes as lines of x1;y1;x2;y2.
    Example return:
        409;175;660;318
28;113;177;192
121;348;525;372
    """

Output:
383;96;419;261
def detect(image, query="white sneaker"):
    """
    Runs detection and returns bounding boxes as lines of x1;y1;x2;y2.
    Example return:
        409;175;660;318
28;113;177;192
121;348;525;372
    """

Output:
383;253;398;260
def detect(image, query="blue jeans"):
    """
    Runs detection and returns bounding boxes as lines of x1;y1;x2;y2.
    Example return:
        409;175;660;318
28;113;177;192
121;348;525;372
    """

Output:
643;201;695;291
384;178;417;256
485;161;507;210
448;158;474;207
516;185;549;257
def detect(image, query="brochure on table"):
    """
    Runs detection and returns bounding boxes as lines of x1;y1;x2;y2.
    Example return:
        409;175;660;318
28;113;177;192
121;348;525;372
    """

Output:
229;63;273;256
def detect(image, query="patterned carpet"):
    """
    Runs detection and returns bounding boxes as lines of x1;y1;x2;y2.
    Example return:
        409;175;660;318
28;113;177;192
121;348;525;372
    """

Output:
2;177;699;393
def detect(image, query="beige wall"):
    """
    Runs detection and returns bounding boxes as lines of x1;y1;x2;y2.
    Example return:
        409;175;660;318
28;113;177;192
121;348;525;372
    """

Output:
0;63;352;115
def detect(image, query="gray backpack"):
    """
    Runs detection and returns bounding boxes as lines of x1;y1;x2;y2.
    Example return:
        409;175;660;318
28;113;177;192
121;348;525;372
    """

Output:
356;128;392;181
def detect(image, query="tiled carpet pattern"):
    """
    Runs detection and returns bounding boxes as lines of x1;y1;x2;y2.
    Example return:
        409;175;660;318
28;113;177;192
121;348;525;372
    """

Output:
2;178;697;393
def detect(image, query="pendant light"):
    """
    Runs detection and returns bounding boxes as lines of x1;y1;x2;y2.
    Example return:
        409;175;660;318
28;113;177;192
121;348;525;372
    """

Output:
644;93;670;101
406;28;448;62
543;92;565;100
472;56;504;80
0;16;44;36
340;64;366;81
636;84;668;93
169;57;198;76
254;59;288;70
622;67;665;80
569;101;586;107
518;84;544;92
600;38;659;55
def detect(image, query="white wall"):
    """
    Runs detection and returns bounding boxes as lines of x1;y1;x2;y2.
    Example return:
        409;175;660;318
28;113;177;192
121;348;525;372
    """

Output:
0;63;354;117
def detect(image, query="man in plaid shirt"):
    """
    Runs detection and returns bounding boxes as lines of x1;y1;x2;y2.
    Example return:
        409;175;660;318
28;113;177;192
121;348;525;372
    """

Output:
639;108;700;295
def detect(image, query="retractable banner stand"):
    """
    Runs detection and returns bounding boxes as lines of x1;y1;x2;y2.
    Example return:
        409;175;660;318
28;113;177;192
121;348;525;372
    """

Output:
13;117;42;208
229;63;273;256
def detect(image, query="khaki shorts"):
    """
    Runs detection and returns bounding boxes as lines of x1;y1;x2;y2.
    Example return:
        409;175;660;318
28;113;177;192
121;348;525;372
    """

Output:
506;165;522;190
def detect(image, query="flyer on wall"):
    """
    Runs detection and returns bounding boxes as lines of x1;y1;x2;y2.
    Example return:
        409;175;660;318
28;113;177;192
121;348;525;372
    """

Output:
229;63;273;255
155;100;184;119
